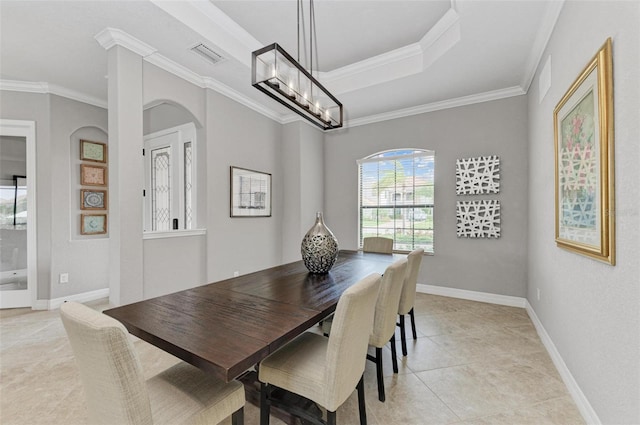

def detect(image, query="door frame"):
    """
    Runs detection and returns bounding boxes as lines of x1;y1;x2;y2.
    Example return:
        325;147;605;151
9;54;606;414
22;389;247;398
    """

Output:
0;119;37;308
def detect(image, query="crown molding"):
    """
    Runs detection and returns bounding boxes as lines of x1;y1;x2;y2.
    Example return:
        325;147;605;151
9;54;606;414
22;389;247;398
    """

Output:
520;0;565;91
145;53;206;89
323;7;460;95
346;86;526;128
420;8;461;69
203;77;285;124
323;44;423;95
0;80;48;93
94;27;156;57
0;80;107;109
48;84;108;109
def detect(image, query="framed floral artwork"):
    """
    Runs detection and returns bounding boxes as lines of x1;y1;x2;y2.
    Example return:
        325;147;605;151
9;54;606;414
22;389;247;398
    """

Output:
80;139;107;163
81;164;107;186
554;38;615;265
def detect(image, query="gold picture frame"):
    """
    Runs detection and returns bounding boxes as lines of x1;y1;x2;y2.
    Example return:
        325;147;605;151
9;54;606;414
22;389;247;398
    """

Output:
80;189;107;210
554;38;615;265
80;213;107;235
81;164;107;186
80;139;107;163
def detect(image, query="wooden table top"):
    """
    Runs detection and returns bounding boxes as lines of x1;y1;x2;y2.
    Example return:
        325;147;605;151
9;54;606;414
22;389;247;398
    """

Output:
104;250;403;382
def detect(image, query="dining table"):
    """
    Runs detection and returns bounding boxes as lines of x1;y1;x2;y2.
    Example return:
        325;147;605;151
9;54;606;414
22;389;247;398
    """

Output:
104;249;404;384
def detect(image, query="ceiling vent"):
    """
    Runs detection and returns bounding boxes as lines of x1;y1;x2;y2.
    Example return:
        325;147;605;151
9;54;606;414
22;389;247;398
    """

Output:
190;43;226;65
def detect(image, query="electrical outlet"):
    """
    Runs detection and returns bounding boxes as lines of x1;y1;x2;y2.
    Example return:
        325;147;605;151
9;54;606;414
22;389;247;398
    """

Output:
536;288;541;301
233;271;240;277
59;273;69;284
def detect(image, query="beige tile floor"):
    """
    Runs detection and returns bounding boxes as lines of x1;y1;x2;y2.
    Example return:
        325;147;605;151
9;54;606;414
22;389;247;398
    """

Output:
0;294;585;425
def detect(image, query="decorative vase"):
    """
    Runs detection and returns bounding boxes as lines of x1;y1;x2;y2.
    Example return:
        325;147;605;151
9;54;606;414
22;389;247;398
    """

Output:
301;212;339;274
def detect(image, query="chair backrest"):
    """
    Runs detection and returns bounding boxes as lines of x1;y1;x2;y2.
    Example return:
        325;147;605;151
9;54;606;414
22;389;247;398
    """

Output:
324;273;381;411
362;237;393;254
398;248;424;314
369;258;408;347
60;302;153;425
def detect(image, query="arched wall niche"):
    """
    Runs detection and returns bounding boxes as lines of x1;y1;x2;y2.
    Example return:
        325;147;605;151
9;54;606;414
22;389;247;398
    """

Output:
70;125;108;240
143;100;206;230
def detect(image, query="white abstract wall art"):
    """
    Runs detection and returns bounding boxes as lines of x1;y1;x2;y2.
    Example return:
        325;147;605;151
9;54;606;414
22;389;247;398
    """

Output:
456;200;501;238
456;155;500;195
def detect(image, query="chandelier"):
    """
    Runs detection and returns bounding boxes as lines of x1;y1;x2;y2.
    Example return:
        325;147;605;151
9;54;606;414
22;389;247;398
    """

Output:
251;0;343;130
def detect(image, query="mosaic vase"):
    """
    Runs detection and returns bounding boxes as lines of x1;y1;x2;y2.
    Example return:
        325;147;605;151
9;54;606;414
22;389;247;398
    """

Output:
301;212;339;274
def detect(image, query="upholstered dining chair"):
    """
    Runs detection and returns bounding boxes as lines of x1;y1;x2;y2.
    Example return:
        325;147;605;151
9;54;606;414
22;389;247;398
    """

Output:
259;273;382;425
362;236;393;254
367;258;408;402
397;248;424;356
60;301;245;425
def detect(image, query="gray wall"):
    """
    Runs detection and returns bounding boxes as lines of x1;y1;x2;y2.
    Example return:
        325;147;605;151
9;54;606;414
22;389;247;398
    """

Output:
281;121;325;263
141;63;208;299
1;91;109;301
325;95;529;297
50;94;108;299
527;2;640;423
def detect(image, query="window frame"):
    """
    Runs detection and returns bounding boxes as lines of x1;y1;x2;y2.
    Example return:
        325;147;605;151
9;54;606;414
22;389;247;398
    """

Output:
357;149;435;254
143;122;197;233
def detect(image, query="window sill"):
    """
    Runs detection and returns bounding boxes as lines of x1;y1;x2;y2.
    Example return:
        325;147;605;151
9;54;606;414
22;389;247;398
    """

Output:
143;229;206;240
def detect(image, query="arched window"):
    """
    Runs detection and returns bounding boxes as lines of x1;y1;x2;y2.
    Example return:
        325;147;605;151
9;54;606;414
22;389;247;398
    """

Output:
357;149;434;253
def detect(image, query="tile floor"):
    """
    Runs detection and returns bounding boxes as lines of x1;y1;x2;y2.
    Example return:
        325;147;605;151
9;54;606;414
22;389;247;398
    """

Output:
0;294;585;425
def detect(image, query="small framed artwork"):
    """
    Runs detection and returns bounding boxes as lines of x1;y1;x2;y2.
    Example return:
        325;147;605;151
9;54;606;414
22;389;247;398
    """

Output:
80;139;107;163
80;189;107;210
554;38;615;265
456;200;501;238
456;155;500;195
81;164;107;186
81;213;107;235
230;166;272;217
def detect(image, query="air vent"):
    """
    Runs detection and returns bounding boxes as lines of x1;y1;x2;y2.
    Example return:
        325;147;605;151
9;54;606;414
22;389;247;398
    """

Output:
190;43;226;65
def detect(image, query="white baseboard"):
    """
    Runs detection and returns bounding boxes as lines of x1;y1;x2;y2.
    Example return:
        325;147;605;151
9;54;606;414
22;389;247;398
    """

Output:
414;284;597;424
525;301;601;425
34;288;110;310
417;284;526;308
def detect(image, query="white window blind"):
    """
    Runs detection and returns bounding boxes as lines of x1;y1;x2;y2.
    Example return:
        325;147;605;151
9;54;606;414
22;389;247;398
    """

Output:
358;149;434;253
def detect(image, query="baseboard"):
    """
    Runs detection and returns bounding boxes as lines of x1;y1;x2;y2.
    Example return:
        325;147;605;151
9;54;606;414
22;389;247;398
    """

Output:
525;301;601;425
35;288;110;310
417;284;526;308
415;284;597;424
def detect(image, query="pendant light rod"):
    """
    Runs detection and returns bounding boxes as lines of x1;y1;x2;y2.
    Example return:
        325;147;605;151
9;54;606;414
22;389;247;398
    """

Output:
251;1;343;130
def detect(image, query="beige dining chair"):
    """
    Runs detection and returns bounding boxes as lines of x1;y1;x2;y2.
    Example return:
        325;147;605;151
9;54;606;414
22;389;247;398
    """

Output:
259;273;382;425
60;301;245;425
367;258;408;402
397;248;424;356
362;236;394;254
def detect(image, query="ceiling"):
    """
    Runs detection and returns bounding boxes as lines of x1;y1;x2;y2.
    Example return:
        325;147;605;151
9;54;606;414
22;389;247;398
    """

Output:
0;0;562;127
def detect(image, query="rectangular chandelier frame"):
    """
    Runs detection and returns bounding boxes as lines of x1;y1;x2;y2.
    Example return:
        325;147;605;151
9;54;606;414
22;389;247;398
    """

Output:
252;43;343;130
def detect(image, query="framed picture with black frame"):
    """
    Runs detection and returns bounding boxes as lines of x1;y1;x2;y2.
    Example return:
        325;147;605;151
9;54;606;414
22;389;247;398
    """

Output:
230;166;272;217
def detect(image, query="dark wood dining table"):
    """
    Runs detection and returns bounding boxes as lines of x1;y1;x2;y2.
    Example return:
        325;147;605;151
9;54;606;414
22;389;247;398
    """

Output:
104;250;403;383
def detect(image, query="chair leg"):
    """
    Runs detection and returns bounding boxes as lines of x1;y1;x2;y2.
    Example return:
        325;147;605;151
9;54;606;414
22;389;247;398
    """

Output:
389;334;398;374
260;382;270;425
409;308;417;340
375;347;385;402
357;374;367;425
327;410;336;425
399;314;408;357
232;407;244;425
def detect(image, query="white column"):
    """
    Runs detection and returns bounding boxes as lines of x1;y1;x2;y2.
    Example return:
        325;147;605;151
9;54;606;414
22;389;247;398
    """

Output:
107;45;145;305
